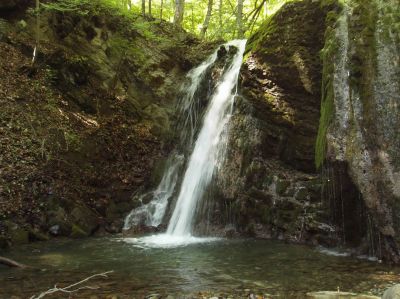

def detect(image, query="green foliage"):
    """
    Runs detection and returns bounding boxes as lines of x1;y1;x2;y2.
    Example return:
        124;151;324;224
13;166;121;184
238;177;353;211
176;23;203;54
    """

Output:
179;0;296;40
41;0;92;15
131;20;159;40
44;68;57;84
64;131;81;150
41;0;295;41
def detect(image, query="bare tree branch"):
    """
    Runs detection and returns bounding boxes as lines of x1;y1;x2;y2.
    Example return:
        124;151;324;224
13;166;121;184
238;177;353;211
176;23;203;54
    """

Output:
30;270;114;299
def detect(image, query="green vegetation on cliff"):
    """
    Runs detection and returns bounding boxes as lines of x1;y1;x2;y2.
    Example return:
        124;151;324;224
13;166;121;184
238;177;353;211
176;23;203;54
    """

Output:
0;0;215;247
26;0;297;41
315;6;342;168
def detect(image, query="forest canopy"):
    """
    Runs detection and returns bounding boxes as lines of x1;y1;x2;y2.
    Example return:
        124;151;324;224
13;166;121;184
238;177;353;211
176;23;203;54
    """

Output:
40;0;294;40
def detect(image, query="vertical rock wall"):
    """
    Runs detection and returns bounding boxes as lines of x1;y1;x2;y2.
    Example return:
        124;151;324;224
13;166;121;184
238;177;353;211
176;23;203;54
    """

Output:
319;0;400;262
212;0;344;245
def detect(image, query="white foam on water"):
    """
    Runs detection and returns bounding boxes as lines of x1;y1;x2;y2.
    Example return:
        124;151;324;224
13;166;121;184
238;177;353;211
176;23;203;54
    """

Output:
318;247;351;257
121;234;221;249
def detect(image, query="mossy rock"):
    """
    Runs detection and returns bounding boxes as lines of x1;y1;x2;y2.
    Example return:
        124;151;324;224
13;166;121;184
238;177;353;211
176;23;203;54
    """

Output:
106;200;132;221
263;175;274;187
10;228;29;245
275;179;290;196
244;0;340;172
150;157;168;186
0;19;12;41
105;200;119;220
47;207;72;236
70;224;89;238
260;206;273;224
70;205;98;235
247;187;273;205
295;187;310;201
2;221;29;245
303;178;323;193
28;228;49;242
0;235;10;249
273;199;303;230
143;104;170;137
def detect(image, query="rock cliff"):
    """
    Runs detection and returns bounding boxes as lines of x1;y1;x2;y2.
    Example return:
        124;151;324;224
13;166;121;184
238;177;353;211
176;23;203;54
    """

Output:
0;0;214;246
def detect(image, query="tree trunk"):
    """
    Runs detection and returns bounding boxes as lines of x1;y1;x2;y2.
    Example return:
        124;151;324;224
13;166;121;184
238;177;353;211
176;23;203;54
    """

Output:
248;0;266;35
160;0;163;19
263;0;268;19
236;0;244;38
174;0;185;26
200;0;213;38
218;0;223;38
191;4;195;31
141;0;145;16
148;0;152;17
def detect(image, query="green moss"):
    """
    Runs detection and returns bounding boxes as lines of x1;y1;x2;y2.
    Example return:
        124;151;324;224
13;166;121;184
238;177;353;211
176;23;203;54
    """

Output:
261;206;272;224
315;34;337;167
28;229;50;241
0;236;9;249
70;224;88;238
347;0;378;139
315;5;342;168
64;130;81;150
276;179;290;195
10;228;29;245
245;14;275;56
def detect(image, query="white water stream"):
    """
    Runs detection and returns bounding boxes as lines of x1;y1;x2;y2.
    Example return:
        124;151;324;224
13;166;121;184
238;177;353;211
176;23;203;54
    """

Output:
124;39;247;247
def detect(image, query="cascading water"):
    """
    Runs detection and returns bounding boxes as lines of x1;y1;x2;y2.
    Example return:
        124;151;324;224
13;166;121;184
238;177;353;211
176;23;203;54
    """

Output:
123;40;247;247
167;40;247;237
123;154;184;228
123;46;220;232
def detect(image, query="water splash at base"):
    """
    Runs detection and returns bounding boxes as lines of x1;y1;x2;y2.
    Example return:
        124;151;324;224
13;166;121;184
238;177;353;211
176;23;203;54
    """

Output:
122;234;221;249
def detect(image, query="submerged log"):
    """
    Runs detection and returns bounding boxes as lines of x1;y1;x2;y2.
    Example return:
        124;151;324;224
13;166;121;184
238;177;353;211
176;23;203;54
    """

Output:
0;256;27;268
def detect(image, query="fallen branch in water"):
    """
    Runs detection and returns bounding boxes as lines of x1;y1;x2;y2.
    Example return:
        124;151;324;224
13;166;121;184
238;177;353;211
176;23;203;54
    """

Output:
0;256;27;268
30;270;114;299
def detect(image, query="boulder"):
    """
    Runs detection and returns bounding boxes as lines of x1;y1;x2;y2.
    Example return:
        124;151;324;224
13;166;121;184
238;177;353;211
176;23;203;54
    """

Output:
307;291;379;299
383;285;400;299
70;205;98;235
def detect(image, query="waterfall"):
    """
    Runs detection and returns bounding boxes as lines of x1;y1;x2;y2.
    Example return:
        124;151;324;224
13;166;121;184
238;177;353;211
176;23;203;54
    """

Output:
123;40;247;246
167;40;247;236
123;47;219;231
123;154;184;228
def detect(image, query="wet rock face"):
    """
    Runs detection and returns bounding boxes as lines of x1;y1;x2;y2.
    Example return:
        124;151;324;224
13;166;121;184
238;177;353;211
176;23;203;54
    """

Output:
321;0;400;262
241;0;340;173
211;1;341;244
212;96;337;245
214;0;399;262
